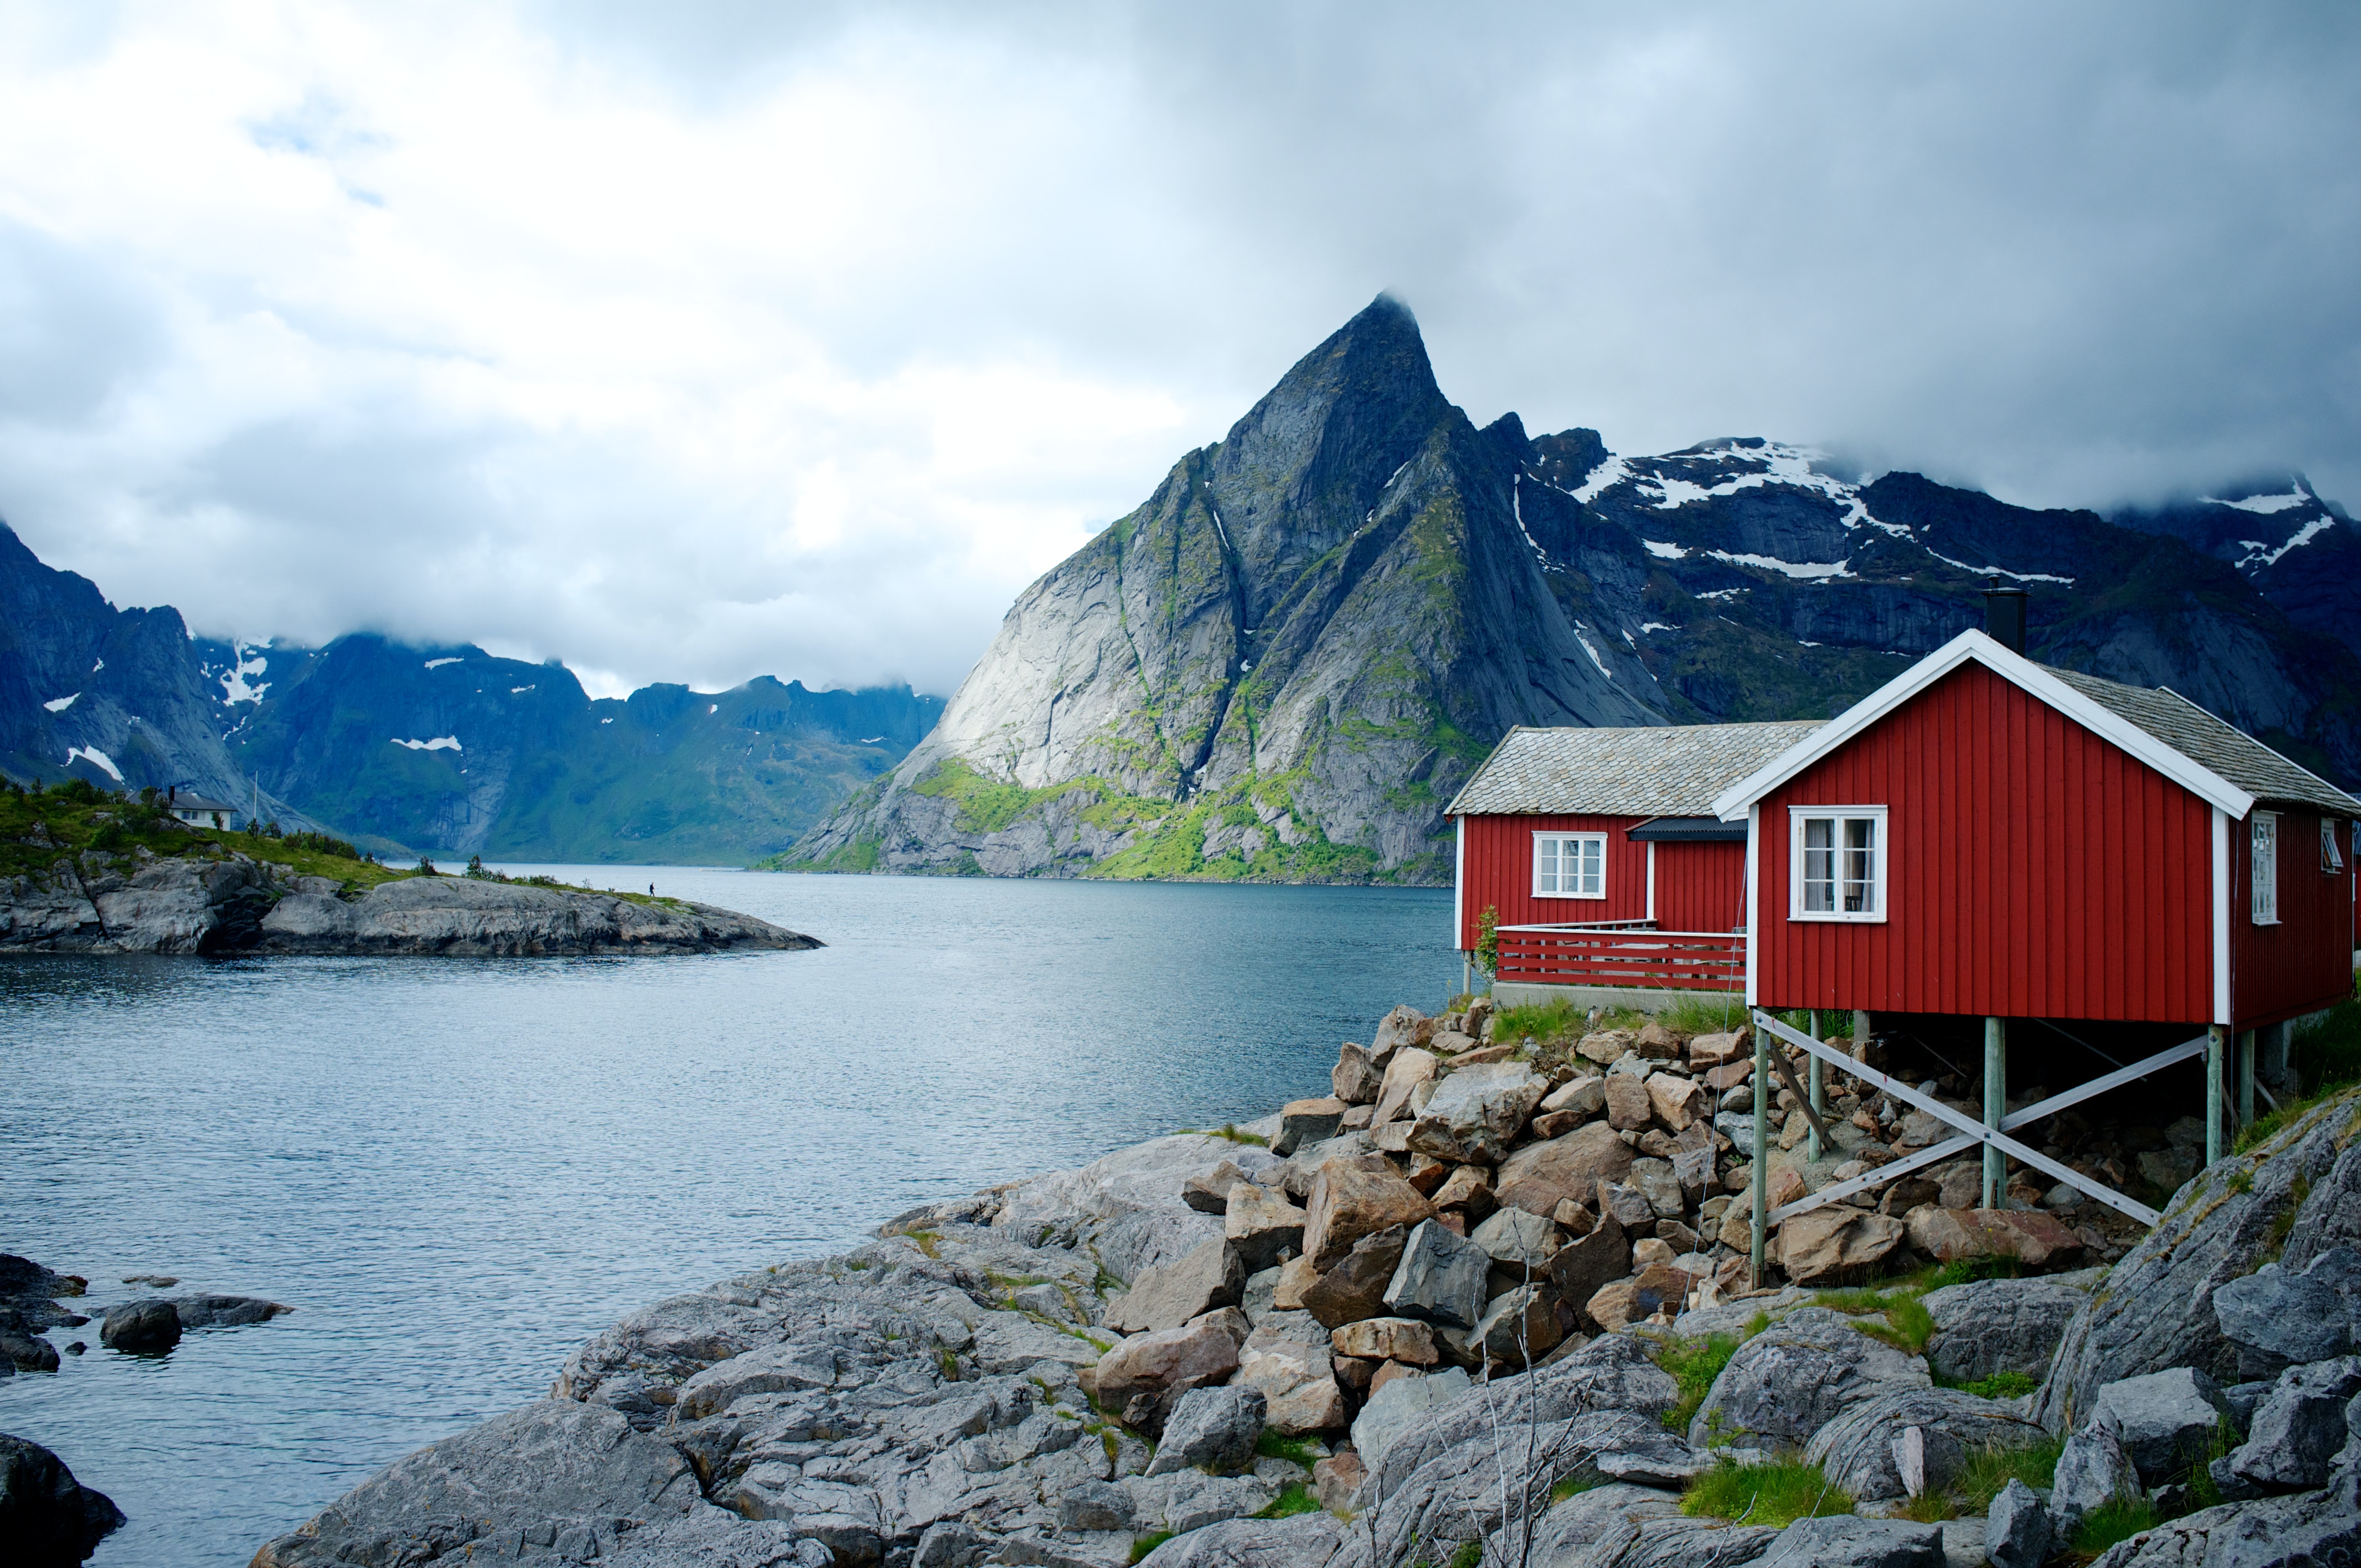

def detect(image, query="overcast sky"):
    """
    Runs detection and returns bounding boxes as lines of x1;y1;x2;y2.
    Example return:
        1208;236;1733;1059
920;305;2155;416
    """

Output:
2;3;2355;699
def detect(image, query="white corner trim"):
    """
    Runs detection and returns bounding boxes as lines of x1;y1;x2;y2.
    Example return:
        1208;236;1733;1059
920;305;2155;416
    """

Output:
2211;806;2232;1025
1709;629;2257;822
1646;841;1657;923
1454;815;1466;950
1744;804;1760;1005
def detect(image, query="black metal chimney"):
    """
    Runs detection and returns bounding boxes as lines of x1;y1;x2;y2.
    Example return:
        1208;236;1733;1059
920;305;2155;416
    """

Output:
1983;578;2028;654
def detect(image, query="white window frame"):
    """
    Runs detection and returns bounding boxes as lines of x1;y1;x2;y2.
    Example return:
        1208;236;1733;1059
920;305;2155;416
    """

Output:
2251;811;2278;925
2324;817;2346;874
1532;831;1607;899
1788;805;1889;923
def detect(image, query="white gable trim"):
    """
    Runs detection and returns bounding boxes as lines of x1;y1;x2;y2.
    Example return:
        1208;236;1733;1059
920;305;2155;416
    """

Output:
1709;629;2257;821
2211;806;2232;1024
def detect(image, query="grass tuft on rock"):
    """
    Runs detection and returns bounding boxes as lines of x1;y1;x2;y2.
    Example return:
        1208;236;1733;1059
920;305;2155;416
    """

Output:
1656;1332;1743;1433
1255;1429;1324;1467
1549;1471;1604;1505
1129;1530;1174;1563
1253;1481;1323;1520
1850;1295;1935;1356
2069;1495;2159;1557
1944;1369;2039;1400
1896;1491;1956;1523
1680;1457;1854;1527
1956;1438;2063;1514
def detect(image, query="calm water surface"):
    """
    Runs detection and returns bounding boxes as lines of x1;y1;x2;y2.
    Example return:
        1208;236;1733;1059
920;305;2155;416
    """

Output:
0;870;1454;1567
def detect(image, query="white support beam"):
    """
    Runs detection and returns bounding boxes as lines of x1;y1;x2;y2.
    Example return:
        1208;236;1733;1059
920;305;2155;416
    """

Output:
1753;1010;2185;1227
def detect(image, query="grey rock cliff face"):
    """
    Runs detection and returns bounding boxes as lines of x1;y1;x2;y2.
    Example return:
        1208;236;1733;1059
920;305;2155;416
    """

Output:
1;853;814;956
791;296;1664;885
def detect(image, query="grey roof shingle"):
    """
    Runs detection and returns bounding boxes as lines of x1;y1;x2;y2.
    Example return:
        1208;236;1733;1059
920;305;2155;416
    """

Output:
2046;666;2361;816
1448;721;1827;817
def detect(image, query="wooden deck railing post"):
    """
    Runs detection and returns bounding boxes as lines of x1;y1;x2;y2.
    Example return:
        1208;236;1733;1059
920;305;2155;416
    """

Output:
1982;1017;2006;1209
2206;1025;2228;1166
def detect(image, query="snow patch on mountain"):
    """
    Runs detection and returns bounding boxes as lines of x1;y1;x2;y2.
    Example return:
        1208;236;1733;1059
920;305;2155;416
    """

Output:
391;736;461;752
423;657;461;670
2237;516;2337;568
1705;549;1849;580
43;693;77;712
2207;491;2309;515
220;641;270;705
65;745;122;781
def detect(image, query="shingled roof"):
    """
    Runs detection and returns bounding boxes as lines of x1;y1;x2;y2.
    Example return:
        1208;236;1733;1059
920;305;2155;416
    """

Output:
2047;667;2361;818
1447;721;1827;817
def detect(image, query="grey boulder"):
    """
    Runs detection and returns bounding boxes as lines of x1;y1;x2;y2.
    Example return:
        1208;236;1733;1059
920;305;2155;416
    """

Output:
1056;1479;1135;1531
1107;1239;1245;1335
2215;1355;2361;1495
0;1434;125;1565
249;1399;709;1567
1921;1270;2096;1384
1348;1366;1472;1465
1985;1477;2051;1568
2051;1423;2142;1528
2092;1365;2224;1483
1406;1063;1545;1164
1687;1307;1929;1449
1383;1221;1489;1330
168;1293;291;1329
1135;1510;1342;1568
1758;1514;1944;1567
2211;1246;2361;1375
1145;1385;1267;1477
1801;1386;2048;1500
97;1299;180;1353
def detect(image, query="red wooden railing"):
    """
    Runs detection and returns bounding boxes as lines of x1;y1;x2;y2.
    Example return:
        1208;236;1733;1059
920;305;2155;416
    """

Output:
1495;922;1745;992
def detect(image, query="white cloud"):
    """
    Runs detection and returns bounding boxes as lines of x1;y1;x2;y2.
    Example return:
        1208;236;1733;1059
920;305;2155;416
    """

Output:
0;2;2355;697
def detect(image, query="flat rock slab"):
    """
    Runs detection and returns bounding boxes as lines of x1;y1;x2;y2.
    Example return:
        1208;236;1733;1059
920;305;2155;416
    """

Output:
1688;1306;1930;1449
1922;1270;2098;1384
1803;1385;2049;1500
1759;1514;1944;1567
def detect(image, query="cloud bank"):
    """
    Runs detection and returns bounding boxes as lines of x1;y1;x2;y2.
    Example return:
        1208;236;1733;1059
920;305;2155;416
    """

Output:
1;2;2354;697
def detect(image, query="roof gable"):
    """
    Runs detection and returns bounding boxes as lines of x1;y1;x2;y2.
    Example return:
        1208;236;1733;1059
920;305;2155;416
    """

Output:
1449;720;1826;818
1710;629;2361;821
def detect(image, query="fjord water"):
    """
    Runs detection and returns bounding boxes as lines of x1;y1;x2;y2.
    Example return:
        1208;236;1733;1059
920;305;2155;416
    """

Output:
0;872;1453;1567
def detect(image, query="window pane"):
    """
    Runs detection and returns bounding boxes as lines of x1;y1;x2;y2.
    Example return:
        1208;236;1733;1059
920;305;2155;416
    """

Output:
1843;818;1876;913
1803;818;1834;912
1537;837;1558;893
1579;836;1602;895
2253;815;2277;922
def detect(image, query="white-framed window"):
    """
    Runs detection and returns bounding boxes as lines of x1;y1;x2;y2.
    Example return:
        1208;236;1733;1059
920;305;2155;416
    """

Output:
1533;831;1606;898
1789;806;1887;922
2325;818;2346;874
2251;811;2278;924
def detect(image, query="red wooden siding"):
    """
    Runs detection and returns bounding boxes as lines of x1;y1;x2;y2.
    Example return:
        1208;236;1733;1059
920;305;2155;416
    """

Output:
1654;841;1748;933
1457;813;1649;949
1754;662;2215;1023
2230;806;2359;1026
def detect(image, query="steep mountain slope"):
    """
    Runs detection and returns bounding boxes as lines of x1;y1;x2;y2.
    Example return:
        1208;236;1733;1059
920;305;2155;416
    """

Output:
785;297;1664;884
0;523;310;820
791;301;2361;884
2109;477;2361;662
197;635;942;863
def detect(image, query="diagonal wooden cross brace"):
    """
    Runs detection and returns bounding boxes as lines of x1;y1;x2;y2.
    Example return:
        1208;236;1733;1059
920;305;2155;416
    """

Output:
1752;1009;2200;1228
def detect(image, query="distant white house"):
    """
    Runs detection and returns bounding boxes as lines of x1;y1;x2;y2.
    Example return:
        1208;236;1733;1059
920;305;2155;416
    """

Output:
166;790;239;829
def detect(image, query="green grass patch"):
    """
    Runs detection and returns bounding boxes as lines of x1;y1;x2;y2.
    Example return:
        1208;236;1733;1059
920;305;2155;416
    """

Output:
1956;1438;2063;1514
1896;1491;1956;1523
1680;1457;1854;1527
2069;1495;2158;1557
2238;992;2361;1153
1944;1369;2038;1401
1446;1542;1482;1568
1129;1531;1174;1563
1255;1429;1325;1467
1549;1472;1605;1505
1657;1333;1743;1433
1253;1481;1324;1520
1923;1255;2022;1291
1851;1296;1935;1356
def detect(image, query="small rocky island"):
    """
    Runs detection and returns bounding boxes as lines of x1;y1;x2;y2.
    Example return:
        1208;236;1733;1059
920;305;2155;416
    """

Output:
243;1000;2361;1568
0;781;816;957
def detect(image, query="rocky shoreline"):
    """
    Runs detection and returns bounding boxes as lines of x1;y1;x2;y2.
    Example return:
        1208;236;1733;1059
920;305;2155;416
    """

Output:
0;851;817;957
217;998;2361;1568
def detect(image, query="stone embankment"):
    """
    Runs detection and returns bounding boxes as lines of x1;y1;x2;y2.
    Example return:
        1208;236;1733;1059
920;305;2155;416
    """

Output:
0;852;817;956
249;1003;2361;1568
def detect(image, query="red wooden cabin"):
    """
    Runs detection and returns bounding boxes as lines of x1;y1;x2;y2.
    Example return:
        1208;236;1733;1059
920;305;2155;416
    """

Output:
1710;627;2360;1035
1446;721;1824;998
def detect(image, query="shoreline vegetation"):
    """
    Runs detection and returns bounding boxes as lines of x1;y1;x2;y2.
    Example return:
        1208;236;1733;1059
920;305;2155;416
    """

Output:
0;776;814;956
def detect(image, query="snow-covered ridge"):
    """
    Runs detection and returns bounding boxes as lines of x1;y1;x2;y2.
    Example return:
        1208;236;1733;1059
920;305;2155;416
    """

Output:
2237;516;2337;569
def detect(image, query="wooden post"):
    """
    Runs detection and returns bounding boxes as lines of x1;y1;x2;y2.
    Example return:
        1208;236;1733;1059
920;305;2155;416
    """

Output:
2237;1029;2256;1130
2207;1025;2228;1166
1807;1010;1824;1162
1983;1017;2006;1209
1751;1022;1770;1288
1853;1009;1872;1051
